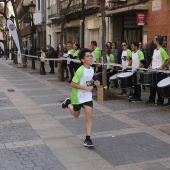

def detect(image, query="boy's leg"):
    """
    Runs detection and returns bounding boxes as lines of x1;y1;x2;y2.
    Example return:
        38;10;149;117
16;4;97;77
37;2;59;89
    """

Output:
83;102;94;147
83;105;93;136
68;104;81;118
62;98;81;117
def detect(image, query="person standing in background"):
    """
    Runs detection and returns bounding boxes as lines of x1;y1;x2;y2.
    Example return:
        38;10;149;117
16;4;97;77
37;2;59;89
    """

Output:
145;35;157;68
39;48;46;75
67;43;75;83
91;41;102;73
73;42;81;72
47;44;55;74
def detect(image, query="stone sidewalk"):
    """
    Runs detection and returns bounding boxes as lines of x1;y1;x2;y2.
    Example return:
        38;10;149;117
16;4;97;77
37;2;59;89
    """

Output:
0;58;170;170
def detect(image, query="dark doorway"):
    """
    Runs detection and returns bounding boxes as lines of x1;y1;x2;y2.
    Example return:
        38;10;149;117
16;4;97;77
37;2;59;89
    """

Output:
123;16;142;44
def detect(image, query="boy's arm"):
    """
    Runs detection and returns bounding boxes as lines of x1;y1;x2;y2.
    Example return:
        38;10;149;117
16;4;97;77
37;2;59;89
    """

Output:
71;82;93;92
126;50;132;60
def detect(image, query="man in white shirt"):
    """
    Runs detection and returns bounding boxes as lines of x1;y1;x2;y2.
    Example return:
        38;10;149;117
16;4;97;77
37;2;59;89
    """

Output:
145;37;170;105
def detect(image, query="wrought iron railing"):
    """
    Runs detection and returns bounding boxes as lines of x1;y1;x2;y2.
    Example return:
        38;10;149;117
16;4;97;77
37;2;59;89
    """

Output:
60;0;100;16
48;4;59;19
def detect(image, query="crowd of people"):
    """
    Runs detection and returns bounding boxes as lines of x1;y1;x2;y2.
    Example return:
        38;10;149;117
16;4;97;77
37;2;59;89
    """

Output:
24;35;170;107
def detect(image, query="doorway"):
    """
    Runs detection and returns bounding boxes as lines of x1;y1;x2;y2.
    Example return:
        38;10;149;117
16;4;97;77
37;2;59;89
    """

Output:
123;16;142;44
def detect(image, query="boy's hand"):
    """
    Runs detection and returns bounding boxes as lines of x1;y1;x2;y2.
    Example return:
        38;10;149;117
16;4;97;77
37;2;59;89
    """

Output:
86;86;93;92
94;80;100;86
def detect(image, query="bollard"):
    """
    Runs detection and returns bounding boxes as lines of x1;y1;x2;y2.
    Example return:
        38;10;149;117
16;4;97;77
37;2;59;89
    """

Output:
31;58;36;69
97;85;104;101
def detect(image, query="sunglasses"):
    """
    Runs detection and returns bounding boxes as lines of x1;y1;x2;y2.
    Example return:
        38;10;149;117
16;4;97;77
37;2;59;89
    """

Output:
122;44;126;46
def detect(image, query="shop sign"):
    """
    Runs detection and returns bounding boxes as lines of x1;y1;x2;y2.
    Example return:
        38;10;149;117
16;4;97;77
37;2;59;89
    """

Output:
136;12;146;26
152;0;161;11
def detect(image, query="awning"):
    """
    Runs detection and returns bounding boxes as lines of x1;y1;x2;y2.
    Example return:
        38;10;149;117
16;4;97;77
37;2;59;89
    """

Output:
106;4;148;16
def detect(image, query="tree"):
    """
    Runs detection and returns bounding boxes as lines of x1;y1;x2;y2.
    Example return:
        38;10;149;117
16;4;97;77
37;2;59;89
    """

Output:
58;0;74;81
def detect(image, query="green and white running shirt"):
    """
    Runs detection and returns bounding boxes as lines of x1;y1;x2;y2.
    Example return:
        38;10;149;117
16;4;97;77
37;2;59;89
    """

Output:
71;65;94;104
152;47;169;69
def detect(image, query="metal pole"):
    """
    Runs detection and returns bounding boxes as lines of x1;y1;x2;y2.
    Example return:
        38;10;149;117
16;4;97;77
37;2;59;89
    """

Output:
31;13;36;69
81;0;85;48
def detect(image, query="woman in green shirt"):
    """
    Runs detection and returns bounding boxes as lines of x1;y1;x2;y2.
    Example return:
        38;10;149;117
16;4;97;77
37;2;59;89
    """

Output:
73;42;81;72
105;44;115;88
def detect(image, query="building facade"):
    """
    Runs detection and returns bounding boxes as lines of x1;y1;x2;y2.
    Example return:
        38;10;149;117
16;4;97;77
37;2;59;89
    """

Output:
147;0;170;53
13;0;170;54
16;0;46;50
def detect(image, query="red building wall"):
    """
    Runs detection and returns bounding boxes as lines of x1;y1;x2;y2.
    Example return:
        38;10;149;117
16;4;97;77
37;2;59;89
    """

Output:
147;0;170;53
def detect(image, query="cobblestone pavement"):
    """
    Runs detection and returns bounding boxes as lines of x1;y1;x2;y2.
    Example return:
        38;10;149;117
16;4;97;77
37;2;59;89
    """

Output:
0;58;170;170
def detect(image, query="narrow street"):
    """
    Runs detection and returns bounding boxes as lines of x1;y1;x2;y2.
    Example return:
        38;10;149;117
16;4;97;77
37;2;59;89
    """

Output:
0;58;170;170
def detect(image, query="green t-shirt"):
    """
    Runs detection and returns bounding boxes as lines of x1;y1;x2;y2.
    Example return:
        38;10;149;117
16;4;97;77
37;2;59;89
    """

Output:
73;49;80;60
105;54;114;69
160;48;169;65
70;49;74;55
71;65;94;104
93;47;102;61
127;50;132;58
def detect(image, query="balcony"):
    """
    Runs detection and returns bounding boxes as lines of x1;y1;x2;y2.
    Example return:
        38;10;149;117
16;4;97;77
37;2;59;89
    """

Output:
60;0;100;16
48;4;60;20
107;0;148;7
20;25;33;37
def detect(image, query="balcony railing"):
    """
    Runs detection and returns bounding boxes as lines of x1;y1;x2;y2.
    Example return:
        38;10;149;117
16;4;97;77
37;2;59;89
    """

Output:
60;0;100;16
48;4;59;19
20;25;33;37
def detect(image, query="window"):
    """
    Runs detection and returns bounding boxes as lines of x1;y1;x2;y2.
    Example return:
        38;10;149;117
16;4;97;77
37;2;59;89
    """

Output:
38;0;40;11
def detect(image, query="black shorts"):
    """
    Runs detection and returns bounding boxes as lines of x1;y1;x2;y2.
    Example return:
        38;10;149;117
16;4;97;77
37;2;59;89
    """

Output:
73;101;93;111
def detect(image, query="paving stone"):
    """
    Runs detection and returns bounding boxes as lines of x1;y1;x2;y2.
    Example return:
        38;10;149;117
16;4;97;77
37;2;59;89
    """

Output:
59;115;132;135
10;79;40;85
114;164;143;170
158;158;170;168
65;159;114;170
0;99;13;107
0;92;7;98
0;145;66;170
31;95;68;105
127;109;170;126
5;76;31;81
43;105;104;117
0;109;23;122
99;100;151;111
36;127;74;139
93;132;170;167
23;89;62;97
0;123;39;143
137;161;169;170
15;84;47;89
42;105;71;117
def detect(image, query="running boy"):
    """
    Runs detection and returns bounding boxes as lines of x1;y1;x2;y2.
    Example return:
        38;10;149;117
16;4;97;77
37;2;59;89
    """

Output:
62;48;99;147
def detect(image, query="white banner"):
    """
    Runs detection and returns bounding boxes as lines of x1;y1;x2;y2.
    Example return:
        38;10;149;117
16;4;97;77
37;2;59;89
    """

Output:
7;19;21;58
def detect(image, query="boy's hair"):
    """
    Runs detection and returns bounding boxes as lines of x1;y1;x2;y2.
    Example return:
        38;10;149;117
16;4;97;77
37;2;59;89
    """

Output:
91;41;97;46
79;48;91;63
132;42;139;48
156;37;163;46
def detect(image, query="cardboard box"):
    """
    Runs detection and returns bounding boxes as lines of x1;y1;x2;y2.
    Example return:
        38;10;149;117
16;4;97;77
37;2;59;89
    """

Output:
97;85;103;101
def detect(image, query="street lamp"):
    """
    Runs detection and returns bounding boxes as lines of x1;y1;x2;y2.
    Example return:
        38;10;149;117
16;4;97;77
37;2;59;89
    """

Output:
10;15;15;23
29;0;36;69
